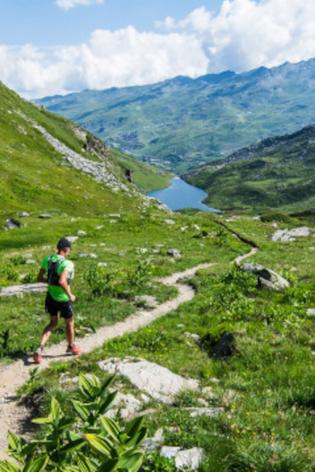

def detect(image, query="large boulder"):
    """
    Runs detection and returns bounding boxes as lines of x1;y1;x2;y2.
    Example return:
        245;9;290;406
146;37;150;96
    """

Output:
272;227;313;242
98;357;199;404
241;263;290;291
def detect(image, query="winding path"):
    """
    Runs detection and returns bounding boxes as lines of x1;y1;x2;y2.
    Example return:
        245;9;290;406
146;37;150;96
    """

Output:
0;247;257;458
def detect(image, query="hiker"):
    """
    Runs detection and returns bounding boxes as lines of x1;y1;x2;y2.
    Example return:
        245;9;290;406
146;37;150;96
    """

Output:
33;237;80;364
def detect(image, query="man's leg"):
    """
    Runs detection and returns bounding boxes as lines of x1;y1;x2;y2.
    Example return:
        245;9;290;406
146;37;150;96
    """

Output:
34;315;58;363
40;316;58;349
65;318;75;347
64;310;80;355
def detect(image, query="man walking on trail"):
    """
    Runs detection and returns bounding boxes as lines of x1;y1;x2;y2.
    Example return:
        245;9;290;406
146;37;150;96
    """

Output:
33;237;80;364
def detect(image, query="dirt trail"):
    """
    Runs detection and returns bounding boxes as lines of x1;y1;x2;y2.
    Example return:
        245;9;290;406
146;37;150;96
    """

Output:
0;248;256;458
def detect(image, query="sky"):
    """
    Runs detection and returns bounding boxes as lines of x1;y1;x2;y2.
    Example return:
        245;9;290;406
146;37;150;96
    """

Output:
1;0;315;98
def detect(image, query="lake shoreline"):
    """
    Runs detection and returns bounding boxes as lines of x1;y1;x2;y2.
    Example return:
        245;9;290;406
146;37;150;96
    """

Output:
147;176;220;213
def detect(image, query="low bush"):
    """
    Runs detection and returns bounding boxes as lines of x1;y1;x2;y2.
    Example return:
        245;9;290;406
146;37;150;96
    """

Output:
0;374;147;472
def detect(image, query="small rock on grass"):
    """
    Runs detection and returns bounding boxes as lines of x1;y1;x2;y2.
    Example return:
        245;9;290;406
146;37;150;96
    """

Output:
167;248;181;259
66;236;78;243
160;446;204;471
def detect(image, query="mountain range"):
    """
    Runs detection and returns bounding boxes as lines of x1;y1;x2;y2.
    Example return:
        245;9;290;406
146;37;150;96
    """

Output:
38;58;315;173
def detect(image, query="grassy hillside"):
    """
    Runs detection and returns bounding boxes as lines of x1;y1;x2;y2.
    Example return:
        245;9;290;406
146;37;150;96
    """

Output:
185;125;315;212
38;58;315;172
0;81;170;224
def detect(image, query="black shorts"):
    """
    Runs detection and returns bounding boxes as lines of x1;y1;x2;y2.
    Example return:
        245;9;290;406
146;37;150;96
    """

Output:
45;293;74;319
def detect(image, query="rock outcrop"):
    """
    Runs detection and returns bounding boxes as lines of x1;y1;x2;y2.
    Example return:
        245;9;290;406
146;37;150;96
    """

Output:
98;357;200;404
241;263;290;291
272;227;313;242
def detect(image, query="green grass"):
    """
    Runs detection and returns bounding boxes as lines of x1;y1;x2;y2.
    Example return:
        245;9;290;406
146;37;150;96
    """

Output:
0;210;244;359
16;213;315;471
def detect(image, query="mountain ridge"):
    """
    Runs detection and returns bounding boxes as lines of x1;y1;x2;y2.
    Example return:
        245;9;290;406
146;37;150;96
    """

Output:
37;57;315;172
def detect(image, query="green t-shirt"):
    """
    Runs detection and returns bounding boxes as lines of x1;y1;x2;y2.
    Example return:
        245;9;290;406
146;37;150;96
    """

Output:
41;254;75;302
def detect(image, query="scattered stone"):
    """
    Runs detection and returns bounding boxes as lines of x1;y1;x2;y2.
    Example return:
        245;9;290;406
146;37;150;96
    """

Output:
77;230;87;237
96;225;104;230
98;357;200;404
97;262;108;267
306;308;315;318
59;374;79;386
66;236;78;243
5;218;22;230
79;253;98;259
177;324;185;329
184;332;200;343
17;211;30;217
108;392;143;420
160;447;204;471
164;219;175;225
38;213;52;219
142;428;164;452
167;249;181;259
25;259;36;265
191;224;201;231
185;407;223;418
241;263;290;291
201;386;217;399
134;295;158;309
109;214;121;218
271;222;278;228
137;248;148;255
272;227;312;242
0;283;47;298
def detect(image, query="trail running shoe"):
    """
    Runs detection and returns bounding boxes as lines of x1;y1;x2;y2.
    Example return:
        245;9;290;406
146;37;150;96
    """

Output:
66;344;81;355
33;350;43;364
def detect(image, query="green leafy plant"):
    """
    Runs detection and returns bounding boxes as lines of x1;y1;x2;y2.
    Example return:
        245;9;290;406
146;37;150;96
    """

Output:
0;374;147;471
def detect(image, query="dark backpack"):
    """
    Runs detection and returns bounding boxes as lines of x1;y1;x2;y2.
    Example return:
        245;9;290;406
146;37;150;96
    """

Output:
47;257;63;286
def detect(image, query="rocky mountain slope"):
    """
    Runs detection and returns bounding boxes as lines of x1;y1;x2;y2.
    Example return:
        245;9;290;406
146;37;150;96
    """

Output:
0;81;170;224
185;124;315;212
38;58;315;172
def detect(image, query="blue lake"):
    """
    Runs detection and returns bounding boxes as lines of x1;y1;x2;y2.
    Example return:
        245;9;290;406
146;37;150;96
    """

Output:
148;177;219;213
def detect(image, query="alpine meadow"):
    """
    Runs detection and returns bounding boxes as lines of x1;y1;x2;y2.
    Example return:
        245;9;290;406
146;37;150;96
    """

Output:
0;1;315;471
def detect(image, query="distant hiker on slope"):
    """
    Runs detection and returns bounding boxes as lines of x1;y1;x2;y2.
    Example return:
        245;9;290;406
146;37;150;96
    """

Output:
33;237;80;364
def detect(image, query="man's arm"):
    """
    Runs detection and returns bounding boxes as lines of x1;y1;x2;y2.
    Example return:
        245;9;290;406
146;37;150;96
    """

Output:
37;268;47;283
59;270;76;302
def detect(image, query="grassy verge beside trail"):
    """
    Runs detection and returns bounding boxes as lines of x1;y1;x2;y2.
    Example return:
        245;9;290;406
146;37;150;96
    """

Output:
17;213;315;471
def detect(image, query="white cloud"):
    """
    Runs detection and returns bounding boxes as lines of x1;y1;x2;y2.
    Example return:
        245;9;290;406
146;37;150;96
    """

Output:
2;1;315;98
0;28;207;98
55;0;103;11
160;0;315;72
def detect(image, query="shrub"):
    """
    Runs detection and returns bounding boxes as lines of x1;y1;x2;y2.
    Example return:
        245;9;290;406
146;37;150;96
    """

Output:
84;258;152;299
0;374;147;472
